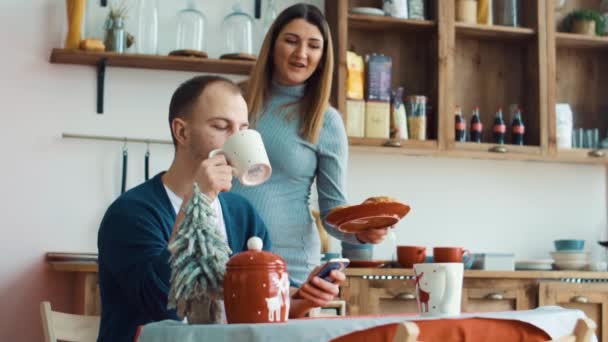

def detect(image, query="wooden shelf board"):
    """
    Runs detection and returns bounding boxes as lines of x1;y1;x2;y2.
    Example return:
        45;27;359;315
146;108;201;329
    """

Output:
348;14;436;32
49;261;98;273
453;142;542;155
348;139;607;164
555;148;608;164
50;48;254;75
349;137;437;148
345;268;608;279
348;138;440;156
455;22;535;41
556;33;608;49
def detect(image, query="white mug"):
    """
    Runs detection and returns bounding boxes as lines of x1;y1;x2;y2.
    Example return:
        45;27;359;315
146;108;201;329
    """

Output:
209;129;272;186
413;263;463;317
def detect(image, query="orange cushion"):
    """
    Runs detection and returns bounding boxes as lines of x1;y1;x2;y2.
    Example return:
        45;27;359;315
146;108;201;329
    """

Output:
331;317;550;342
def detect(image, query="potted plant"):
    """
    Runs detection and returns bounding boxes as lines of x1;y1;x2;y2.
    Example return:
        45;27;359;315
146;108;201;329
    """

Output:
103;1;134;52
167;184;232;324
561;9;606;36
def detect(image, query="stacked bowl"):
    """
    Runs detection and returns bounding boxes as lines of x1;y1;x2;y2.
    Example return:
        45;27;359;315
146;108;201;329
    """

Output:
551;240;589;270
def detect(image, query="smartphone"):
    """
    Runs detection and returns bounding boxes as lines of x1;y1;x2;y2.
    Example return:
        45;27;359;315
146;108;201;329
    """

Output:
315;258;350;282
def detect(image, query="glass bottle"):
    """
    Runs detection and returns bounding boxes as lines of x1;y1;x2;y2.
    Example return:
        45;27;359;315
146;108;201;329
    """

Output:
455;106;466;142
222;1;254;55
136;0;159;54
492;108;506;144
470;107;483;143
511;109;525;145
176;0;206;52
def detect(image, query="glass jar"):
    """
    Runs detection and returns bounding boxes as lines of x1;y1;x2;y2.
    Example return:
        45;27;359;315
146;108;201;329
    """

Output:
408;0;426;20
136;0;159;54
176;0;206;52
493;0;519;27
601;0;608;34
221;1;254;55
406;96;427;140
104;16;125;53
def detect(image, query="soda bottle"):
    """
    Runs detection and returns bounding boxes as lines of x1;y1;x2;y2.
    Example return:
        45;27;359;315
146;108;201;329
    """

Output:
492;108;506;144
470;107;483;143
511;109;525;145
455;106;466;142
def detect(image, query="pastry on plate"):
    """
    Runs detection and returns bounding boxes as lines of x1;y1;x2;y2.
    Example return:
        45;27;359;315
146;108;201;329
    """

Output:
363;196;398;204
328;205;349;216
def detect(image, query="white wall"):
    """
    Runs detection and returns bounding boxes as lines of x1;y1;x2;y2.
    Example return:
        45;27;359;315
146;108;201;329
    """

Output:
0;0;605;340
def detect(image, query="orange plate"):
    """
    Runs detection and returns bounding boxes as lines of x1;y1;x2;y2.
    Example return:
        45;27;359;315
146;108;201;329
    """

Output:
326;202;411;233
348;260;387;268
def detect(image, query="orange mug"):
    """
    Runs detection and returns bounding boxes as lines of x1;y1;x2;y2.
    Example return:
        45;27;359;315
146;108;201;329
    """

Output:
433;247;471;264
397;246;426;268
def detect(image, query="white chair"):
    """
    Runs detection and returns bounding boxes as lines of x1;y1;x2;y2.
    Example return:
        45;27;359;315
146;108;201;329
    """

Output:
392;321;420;342
40;301;100;342
308;300;347;317
550;318;596;342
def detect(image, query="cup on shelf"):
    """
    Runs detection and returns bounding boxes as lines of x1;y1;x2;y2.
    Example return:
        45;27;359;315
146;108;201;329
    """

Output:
433;247;472;264
397;245;426;268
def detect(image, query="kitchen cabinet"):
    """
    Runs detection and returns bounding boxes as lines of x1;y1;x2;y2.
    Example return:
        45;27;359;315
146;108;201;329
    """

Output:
462;278;535;312
324;0;608;164
547;0;608;163
341;274;419;315
540;281;608;342
342;268;608;340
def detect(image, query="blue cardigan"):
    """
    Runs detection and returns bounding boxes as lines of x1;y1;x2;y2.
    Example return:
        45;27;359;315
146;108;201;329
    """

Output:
97;173;271;342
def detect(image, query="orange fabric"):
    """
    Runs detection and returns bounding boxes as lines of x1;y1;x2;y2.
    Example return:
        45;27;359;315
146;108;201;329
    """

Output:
134;325;143;342
331;318;550;342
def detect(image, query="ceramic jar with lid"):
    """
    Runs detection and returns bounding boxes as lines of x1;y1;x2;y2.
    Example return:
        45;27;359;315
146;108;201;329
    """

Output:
223;237;290;323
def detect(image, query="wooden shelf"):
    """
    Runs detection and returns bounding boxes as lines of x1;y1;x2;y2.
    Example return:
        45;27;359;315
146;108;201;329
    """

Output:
453;142;542;155
455;22;535;41
556;32;608;49
555;148;608;164
348;14;436;32
348;137;441;157
345;268;608;279
348;139;608;164
50;48;254;75
349;137;437;148
49;261;98;273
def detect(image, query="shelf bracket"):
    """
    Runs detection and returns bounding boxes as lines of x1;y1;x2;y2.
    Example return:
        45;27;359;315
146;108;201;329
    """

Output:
96;58;107;114
254;0;261;19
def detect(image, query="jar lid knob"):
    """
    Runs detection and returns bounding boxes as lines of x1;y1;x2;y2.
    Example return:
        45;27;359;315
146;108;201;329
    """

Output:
247;237;263;251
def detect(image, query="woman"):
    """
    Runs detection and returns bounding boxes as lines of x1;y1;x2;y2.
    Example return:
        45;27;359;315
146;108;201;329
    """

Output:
233;4;387;285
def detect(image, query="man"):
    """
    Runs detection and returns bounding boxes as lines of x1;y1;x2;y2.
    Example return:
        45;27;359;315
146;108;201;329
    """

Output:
97;75;345;342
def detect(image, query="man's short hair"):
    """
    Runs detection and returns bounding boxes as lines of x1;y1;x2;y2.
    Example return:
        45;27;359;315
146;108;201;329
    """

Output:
168;75;242;146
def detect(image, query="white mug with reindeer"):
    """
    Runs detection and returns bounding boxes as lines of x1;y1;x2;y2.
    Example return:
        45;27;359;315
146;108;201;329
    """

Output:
413;263;464;316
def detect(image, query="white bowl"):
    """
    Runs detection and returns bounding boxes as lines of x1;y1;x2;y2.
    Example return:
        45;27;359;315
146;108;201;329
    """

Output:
515;259;554;270
553;260;589;270
550;251;590;262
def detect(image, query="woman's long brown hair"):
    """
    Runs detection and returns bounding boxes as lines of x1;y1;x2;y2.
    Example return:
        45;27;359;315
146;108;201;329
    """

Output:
246;4;334;144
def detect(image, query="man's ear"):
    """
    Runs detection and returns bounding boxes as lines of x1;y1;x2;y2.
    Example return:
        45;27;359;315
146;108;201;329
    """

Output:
172;118;188;147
